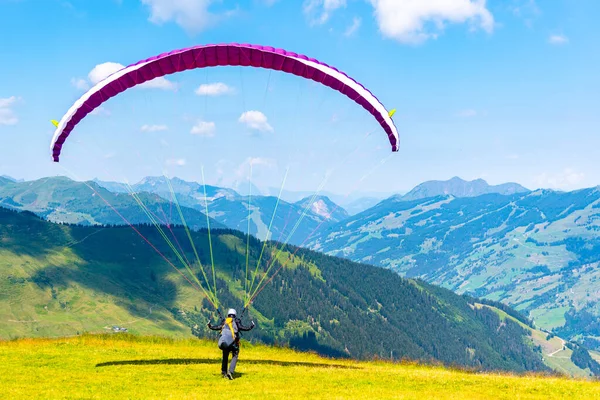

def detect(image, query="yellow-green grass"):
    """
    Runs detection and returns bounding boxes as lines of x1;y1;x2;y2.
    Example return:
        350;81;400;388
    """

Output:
1;335;599;399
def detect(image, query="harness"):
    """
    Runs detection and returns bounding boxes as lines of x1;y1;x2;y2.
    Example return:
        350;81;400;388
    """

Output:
223;317;236;342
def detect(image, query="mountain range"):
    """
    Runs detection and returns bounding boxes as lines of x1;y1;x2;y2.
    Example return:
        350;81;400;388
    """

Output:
3;206;595;376
261;186;397;216
4;174;600;354
0;176;222;230
401;176;530;201
309;187;600;350
93;176;345;244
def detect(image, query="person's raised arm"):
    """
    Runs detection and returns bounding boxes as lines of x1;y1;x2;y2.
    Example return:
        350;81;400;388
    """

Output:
207;318;224;331
237;318;255;331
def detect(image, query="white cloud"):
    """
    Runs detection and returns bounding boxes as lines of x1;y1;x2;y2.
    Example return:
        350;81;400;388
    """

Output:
0;96;19;126
510;0;540;27
249;157;274;168
303;0;346;25
88;62;124;85
88;62;176;90
548;34;569;45
166;158;186;166
239;110;273;133
0;97;17;108
90;106;111;116
141;0;217;34
141;124;168;132
141;77;177;90
190;120;216;136
344;17;361;37
457;109;477;117
535;168;585;189
369;0;494;44
195;82;234;96
71;78;90;91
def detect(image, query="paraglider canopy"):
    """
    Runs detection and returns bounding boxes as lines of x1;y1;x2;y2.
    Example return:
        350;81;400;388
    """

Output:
50;43;399;162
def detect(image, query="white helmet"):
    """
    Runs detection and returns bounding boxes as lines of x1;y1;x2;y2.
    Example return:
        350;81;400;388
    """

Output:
227;309;237;317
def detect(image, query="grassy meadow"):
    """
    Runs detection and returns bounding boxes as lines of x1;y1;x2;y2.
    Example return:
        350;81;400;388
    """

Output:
1;334;599;399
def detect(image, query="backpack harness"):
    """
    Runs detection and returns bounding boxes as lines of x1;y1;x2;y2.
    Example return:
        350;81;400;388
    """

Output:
223;317;236;342
217;317;239;350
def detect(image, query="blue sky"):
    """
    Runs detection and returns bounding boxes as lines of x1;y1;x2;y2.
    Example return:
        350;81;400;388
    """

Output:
0;0;598;196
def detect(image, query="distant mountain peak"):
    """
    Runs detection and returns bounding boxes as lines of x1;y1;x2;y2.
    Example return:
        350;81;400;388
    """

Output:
136;176;169;185
401;177;529;201
295;195;349;222
1;175;18;182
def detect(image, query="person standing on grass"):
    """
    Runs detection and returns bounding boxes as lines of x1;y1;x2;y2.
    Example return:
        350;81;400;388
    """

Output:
208;308;255;380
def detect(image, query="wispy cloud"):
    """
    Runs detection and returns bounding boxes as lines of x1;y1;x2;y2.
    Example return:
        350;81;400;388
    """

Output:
141;124;168;132
195;82;234;96
548;34;569;45
303;0;346;25
235;157;276;178
70;78;90;91
369;0;494;44
0;96;20;126
90;106;111;116
191;120;216;136
166;158;186;167
510;0;540;28
344;17;361;37
457;109;477;118
141;0;235;34
239;111;273;133
534;168;584;189
215;158;230;178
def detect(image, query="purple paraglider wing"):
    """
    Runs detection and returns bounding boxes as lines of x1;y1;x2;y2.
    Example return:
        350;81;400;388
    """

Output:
50;44;399;161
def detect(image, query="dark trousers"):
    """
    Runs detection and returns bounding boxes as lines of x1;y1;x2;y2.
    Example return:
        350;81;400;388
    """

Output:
221;343;240;374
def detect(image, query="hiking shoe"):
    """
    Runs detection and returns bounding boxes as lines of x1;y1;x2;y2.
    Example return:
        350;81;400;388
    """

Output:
221;372;227;378
226;372;234;380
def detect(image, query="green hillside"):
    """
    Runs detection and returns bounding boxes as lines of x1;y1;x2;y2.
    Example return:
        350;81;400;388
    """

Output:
309;188;600;346
474;302;594;378
1;206;550;374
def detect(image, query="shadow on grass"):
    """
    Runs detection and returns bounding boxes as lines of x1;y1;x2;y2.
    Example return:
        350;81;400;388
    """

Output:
96;358;359;369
